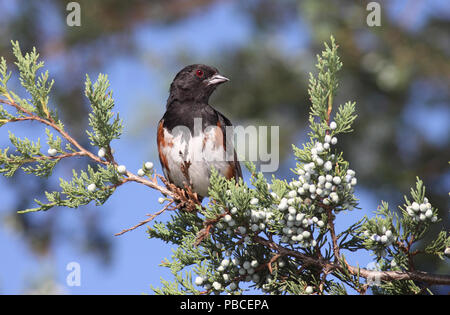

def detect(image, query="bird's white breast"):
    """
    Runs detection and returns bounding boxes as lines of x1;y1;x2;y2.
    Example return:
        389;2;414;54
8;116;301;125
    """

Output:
161;127;230;197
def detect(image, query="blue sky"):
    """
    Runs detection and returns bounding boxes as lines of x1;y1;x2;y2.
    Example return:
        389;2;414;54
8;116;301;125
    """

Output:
0;0;447;294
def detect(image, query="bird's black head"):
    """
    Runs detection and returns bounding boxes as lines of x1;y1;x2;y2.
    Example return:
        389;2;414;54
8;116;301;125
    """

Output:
168;64;229;105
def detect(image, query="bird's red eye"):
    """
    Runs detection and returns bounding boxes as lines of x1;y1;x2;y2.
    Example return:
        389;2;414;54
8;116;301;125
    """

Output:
196;69;204;77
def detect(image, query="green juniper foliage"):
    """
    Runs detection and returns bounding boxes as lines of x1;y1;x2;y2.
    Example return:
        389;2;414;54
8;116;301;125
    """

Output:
0;37;448;295
0;41;123;213
85;73;123;149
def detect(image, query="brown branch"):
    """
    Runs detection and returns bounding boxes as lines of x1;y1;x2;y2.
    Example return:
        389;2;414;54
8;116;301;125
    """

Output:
252;235;450;286
406;235;416;271
115;201;175;236
3;151;86;164
326;93;333;127
194;211;228;246
0;98;106;165
324;205;340;261
266;253;281;274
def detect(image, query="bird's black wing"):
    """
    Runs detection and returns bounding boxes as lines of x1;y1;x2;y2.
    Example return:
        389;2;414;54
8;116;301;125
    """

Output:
215;110;243;180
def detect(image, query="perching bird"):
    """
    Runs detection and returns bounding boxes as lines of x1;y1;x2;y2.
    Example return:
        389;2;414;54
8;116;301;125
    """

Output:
157;64;242;200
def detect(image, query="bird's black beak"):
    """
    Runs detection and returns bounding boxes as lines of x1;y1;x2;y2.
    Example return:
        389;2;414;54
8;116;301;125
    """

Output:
206;74;229;86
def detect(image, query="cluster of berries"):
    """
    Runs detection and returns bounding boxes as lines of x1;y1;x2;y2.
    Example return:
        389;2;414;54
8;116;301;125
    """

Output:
405;198;437;223
195;254;264;293
363;227;396;247
277;194;324;247
217;198;275;236
289;130;357;210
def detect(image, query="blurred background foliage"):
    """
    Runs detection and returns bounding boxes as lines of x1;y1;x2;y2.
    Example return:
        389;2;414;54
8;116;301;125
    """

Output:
0;0;448;293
